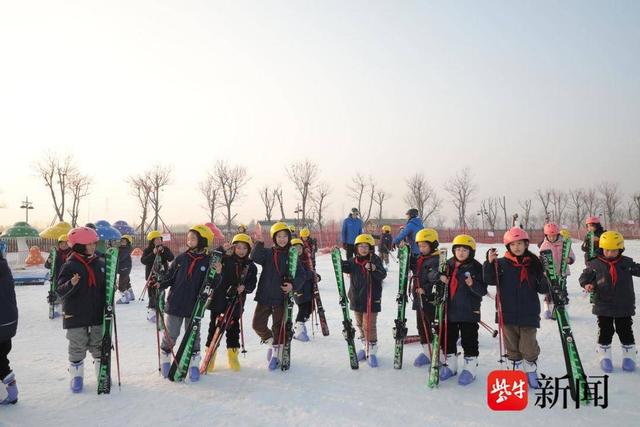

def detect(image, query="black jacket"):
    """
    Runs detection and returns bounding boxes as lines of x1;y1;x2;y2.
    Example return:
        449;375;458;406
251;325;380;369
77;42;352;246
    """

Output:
141;244;175;280
445;258;486;323
251;243;305;307
208;253;257;316
117;244;133;275
0;257;18;341
379;233;393;254
581;227;605;263
342;253;387;313
57;253;106;329
410;253;441;312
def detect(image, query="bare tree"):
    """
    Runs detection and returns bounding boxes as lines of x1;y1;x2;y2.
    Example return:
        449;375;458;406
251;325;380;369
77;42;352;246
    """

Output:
498;196;509;229
287;160;319;222
128;174;152;239
373;189;389;226
550;190;568;225
213;161;249;236
633;193;640;225
312;182;331;233
347;173;368;215
199;174;220;223
535;189;552;221
582;188;600;217
480;198;499;232
274;185;286;220
568;189;587;229
147;164;172;231
444;167;476;229
259;185;277;221
599;182;621;227
66;172;92;227
404;173;441;223
33;152;76;222
518;199;533;230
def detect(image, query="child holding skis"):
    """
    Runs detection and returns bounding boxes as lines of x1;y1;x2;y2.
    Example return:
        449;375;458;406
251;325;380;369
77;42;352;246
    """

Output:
141;231;175;322
45;234;72;318
158;225;219;381
581;216;606;263
251;222;304;370
0;243;18;404
56;227;106;393
438;234;486;385
539;223;575;319
339;234;387;367
579;231;640;373
204;233;257;372
484;227;549;388
379;225;393;267
291;238;316;342
116;235;134;304
299;227;318;268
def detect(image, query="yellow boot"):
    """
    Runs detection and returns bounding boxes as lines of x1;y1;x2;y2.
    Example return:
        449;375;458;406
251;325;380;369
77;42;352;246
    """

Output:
206;351;217;373
227;348;241;372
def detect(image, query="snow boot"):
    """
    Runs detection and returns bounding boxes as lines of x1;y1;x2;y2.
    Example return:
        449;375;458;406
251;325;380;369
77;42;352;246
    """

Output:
293;322;310;342
543;300;552;319
413;344;431;367
227;348;241;372
126;288;135;302
440;353;458;381
0;372;18;405
189;352;201;382
263;337;274;361
622;345;637;372
93;359;101;381
368;343;379;368
116;292;129;304
598;345;613;373
524;360;539;389
69;361;84;393
268;345;280;370
160;351;171;378
146;309;156;323
206;351;217;373
458;356;478;386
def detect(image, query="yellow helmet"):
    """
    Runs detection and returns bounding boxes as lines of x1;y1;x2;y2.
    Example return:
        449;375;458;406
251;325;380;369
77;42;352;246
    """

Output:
232;233;253;248
599;230;624;250
291;238;304;246
452;234;476;251
189;224;215;247
58;234;68;243
300;227;311;238
355;234;375;247
382;225;391;233
415;228;439;244
560;229;571;240
147;230;162;241
237;224;247;231
270;222;290;238
121;235;133;245
289;225;296;233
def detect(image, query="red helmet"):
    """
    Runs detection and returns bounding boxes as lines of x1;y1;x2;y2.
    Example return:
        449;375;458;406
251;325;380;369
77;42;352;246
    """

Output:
543;223;560;235
67;227;99;246
503;227;529;245
585;216;601;225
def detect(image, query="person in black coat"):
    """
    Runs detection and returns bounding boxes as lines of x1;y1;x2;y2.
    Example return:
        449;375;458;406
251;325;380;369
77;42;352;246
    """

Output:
44;234;72;318
0;247;18;404
115;235;134;304
291;239;316;343
378;225;393;267
439;235;486;385
141;231;175;321
579;231;639;373
204;234;257;372
581;216;606;263
56;227;106;393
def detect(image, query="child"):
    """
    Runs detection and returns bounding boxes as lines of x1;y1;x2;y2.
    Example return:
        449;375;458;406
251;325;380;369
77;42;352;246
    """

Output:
141;231;175;322
291;238;316;342
56;227;106;393
411;228;440;368
251;222;304;370
45;234;73;318
0;244;18;404
484;227;549;388
579;231;639;373
339;234;387;367
439;234;486;385
379;225;393;267
204;233;257;372
581;216;606;263
116;235;134;304
299;227;318;268
539;223;575;319
158;225;219;382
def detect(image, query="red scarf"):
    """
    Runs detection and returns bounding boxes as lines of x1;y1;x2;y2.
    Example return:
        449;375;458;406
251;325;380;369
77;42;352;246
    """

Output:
503;252;530;285
449;261;461;299
598;256;621;286
272;247;289;276
186;252;205;278
72;252;97;287
354;256;370;275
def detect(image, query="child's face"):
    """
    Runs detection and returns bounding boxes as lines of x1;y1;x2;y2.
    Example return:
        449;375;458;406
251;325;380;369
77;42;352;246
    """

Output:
152;237;163;247
357;244;370;256
186;231;199;249
59;241;69;250
234;242;249;258
275;231;289;248
454;246;470;262
85;242;96;256
509;240;527;256
120;239;127;247
294;245;303;255
587;224;597;232
418;242;432;255
603;249;620;258
547;233;558;242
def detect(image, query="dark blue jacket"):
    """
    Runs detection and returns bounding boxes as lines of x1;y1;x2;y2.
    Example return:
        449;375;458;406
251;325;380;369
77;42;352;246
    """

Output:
118;244;133;275
342;254;387;313
483;253;549;328
0;257;18;341
57;253;106;329
208;253;257;316
393;217;424;255
579;255;640;317
379;232;393;254
141;244;175;280
294;261;315;305
341;215;363;245
251;243;305;307
445;258;486;323
160;250;219;318
410;253;441;312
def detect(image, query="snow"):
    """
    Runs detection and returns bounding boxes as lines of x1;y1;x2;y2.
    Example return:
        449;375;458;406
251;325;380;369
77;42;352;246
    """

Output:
2;241;640;426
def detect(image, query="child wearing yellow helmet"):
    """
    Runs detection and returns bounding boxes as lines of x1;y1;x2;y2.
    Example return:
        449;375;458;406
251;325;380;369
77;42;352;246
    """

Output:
378;225;393;267
140;231;174;322
44;234;73;318
289;239;317;342
115;234;135;305
579;231;640;373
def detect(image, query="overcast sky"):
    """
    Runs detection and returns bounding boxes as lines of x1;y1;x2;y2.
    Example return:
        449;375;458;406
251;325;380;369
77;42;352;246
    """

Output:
1;1;638;229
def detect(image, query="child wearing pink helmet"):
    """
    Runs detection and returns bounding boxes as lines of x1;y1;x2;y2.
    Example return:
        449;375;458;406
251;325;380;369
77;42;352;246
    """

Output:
539;223;575;319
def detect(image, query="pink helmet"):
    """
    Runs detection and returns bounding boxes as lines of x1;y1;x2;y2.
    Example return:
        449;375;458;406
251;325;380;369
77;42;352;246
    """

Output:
503;227;529;245
543;223;560;235
67;227;99;246
585;216;601;225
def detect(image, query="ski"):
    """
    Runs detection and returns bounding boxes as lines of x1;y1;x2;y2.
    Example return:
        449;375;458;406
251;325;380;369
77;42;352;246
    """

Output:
331;248;359;369
47;247;58;319
97;247;119;394
428;248;448;389
393;245;410;369
585;231;596;303
280;246;299;371
304;251;330;337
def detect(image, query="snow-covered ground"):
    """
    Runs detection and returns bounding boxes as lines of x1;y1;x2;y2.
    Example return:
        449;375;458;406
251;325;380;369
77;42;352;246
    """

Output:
2;241;639;426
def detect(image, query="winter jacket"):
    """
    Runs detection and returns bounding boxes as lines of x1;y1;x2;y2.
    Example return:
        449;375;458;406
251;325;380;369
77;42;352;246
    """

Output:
538;236;575;276
160;250;218;318
294;260;315;305
117;244;133;275
410;252;441;312
57;253;106;329
581;227;605;263
303;238;318;268
141;244;175;280
393;217;425;255
251;242;305;307
0;256;18;341
44;247;72;283
445;258;486;323
208;253;257;316
579;255;640;317
379;232;393;254
342;253;387;313
483;252;549;328
341;215;363;245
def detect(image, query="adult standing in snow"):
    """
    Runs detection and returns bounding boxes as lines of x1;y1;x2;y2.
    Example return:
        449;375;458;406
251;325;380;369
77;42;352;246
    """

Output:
393;208;424;256
0;244;18;404
341;208;364;260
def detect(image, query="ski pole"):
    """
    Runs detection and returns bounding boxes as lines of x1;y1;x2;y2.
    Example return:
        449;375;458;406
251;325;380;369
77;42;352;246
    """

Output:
479;320;498;338
493;254;506;365
113;310;122;391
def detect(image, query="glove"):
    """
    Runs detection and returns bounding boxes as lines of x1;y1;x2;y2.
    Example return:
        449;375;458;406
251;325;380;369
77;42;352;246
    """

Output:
315;273;322;283
47;292;57;304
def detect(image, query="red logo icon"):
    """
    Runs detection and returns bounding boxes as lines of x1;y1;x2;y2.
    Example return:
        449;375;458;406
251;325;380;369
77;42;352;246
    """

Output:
487;370;528;411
